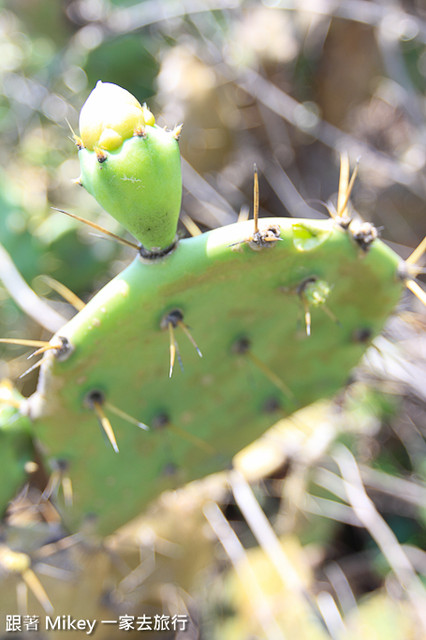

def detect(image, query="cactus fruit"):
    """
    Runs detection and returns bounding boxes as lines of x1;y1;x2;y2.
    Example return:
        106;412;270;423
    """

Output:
0;83;424;537
77;81;182;252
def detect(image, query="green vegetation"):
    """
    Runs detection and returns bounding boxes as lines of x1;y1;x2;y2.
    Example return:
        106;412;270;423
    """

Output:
0;2;425;637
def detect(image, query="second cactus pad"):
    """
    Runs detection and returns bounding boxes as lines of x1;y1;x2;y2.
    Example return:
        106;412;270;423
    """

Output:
31;218;403;533
0;381;34;513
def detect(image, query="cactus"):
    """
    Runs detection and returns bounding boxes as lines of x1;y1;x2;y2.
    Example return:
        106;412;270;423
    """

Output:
0;82;423;541
0;381;35;511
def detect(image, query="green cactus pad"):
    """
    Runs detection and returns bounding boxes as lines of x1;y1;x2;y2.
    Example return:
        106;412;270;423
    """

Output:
0;382;35;514
29;218;403;534
78;128;182;251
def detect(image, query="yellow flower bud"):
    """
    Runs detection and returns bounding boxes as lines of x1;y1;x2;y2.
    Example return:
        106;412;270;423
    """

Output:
0;545;31;573
79;81;155;151
142;104;155;127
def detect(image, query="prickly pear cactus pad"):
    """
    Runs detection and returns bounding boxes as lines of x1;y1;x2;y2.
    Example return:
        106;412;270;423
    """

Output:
0;381;35;512
29;216;403;534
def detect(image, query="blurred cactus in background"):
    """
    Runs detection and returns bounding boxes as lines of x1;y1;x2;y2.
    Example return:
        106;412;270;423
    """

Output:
0;1;425;638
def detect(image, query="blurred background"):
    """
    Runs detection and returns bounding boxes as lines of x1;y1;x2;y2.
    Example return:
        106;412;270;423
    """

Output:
0;0;426;638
